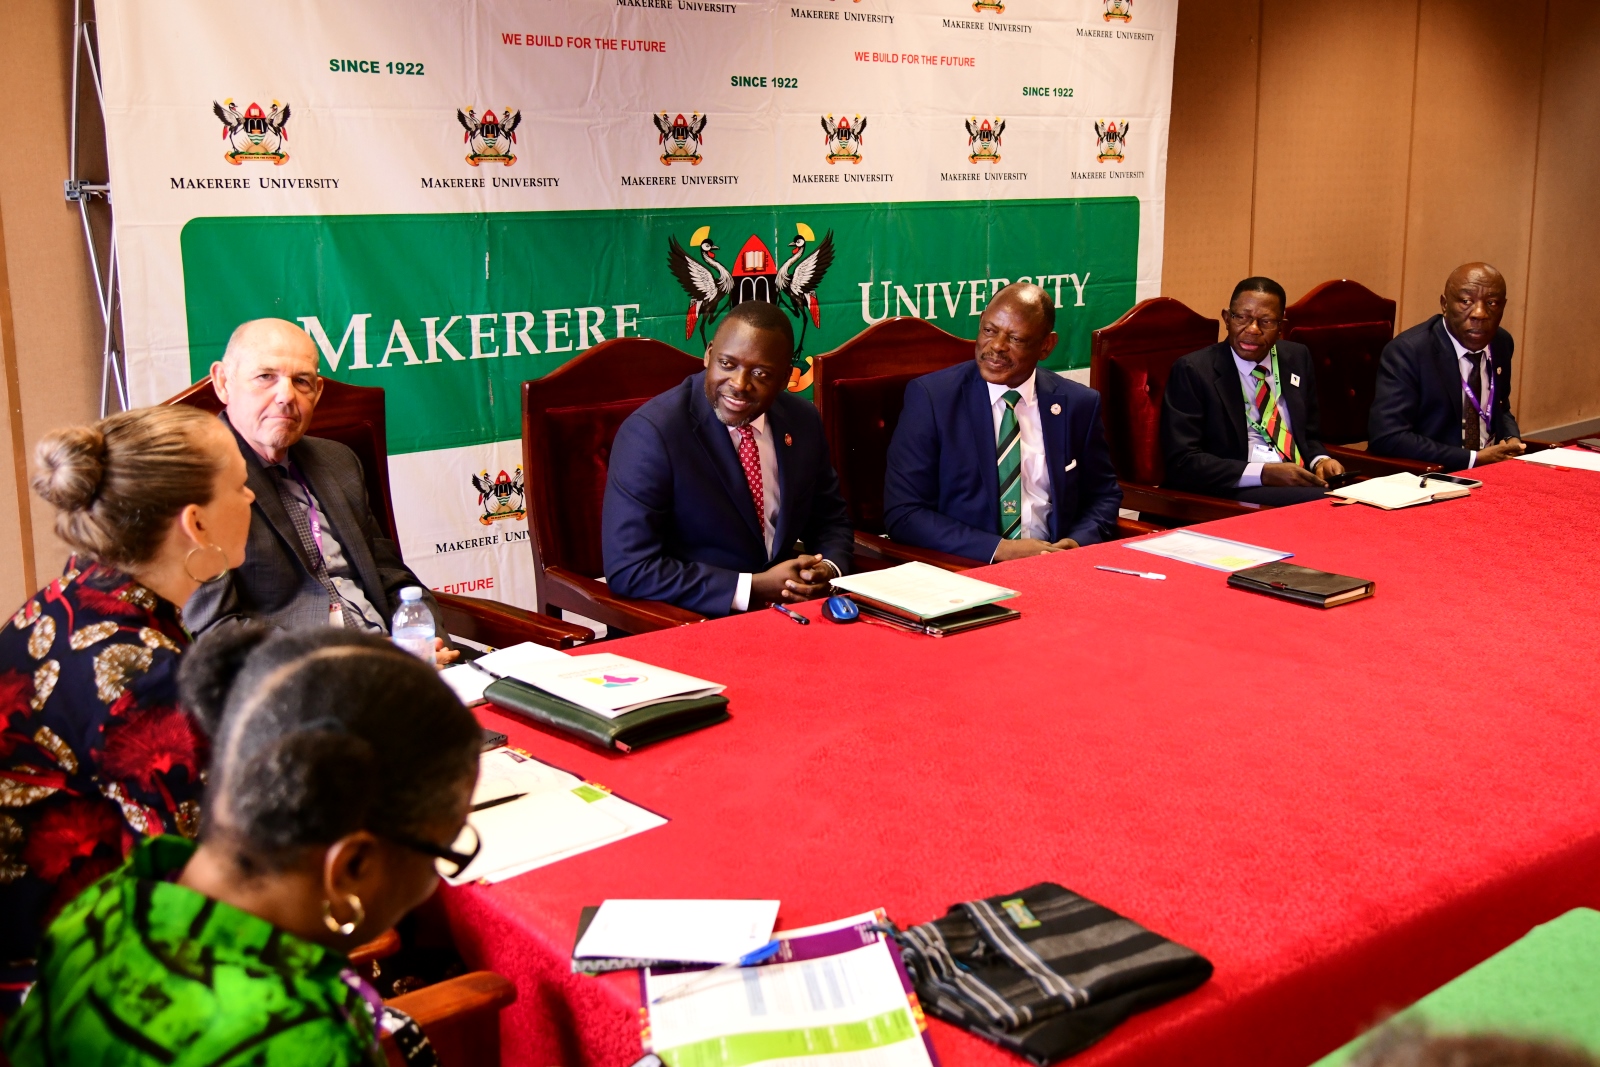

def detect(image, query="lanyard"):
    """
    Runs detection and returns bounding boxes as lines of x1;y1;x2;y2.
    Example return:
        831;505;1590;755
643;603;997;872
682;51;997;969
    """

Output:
1460;350;1495;428
1239;347;1291;459
284;464;326;559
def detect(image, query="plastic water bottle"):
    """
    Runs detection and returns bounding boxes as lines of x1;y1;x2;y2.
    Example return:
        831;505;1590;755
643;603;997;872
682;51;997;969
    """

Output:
391;587;435;663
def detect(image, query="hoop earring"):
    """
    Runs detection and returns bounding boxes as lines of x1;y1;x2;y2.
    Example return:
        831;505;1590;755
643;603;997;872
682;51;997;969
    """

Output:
322;894;365;937
183;543;229;584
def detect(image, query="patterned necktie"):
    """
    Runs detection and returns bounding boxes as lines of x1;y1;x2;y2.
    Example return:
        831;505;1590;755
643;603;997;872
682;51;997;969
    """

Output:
735;424;766;537
1250;366;1303;467
267;466;360;629
1463;352;1484;450
997;389;1023;539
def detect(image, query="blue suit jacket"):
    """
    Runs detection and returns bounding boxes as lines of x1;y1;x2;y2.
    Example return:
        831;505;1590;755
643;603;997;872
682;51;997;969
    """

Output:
602;372;854;617
1368;315;1520;471
883;361;1122;561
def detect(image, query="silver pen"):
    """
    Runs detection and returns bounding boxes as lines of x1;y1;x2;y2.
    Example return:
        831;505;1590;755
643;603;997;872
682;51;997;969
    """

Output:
1094;565;1166;581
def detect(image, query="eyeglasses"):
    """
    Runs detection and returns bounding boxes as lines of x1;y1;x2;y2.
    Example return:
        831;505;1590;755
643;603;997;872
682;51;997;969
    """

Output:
388;822;481;879
1222;311;1282;330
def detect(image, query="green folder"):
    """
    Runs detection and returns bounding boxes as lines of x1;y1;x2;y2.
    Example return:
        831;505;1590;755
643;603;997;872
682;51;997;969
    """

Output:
483;677;729;753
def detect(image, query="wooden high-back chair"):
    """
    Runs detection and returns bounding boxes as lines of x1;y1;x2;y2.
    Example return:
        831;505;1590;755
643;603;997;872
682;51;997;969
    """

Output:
520;337;707;634
167;377;592;650
1089;298;1262;523
1283;279;1396;445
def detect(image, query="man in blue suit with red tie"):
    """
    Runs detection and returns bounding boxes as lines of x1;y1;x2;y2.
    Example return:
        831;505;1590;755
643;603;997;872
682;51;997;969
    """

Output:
883;283;1122;563
603;301;853;617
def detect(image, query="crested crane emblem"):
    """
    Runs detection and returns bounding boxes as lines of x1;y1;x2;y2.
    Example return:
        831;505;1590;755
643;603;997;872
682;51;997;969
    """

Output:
666;222;836;391
966;117;1005;164
471;467;527;525
213;99;290;165
654;111;707;165
1103;0;1133;21
822;114;866;164
458;107;521;166
1095;120;1130;162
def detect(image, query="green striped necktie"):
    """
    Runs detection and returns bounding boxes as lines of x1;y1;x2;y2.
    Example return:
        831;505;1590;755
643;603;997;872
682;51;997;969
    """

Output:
997;389;1023;539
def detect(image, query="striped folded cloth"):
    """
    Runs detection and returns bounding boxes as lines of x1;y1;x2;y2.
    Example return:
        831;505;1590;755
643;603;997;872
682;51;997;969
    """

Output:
897;882;1212;1065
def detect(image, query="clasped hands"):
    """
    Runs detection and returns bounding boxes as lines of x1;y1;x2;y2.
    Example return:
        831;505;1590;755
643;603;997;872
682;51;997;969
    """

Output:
1262;456;1345;488
751;553;838;606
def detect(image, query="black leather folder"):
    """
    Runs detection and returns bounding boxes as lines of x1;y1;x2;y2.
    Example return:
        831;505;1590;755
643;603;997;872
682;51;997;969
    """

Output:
1227;561;1374;608
484;678;729;753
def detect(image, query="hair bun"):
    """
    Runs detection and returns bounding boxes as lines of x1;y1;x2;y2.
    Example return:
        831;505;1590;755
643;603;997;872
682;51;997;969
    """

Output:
31;425;108;512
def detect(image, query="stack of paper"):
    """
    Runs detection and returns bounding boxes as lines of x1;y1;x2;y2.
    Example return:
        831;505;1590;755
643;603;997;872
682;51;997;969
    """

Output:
439;641;567;705
1328;472;1471;509
446;747;665;885
441;643;723;719
643;910;935;1067
828;561;1018;621
1516;447;1600;473
1126;530;1293;572
574;899;780;965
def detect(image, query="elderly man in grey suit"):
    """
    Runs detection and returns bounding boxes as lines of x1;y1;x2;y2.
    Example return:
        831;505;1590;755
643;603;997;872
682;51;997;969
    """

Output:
186;318;457;664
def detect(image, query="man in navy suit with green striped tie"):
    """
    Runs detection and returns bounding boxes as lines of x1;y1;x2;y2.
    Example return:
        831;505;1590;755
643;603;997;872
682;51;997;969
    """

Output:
883;283;1123;563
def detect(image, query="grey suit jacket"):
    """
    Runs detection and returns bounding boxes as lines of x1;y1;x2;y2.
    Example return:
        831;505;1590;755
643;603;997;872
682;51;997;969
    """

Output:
185;415;444;637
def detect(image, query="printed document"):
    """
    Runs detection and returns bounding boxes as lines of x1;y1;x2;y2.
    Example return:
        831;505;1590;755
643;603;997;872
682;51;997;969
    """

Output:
511;653;723;718
440;640;567;704
1516;447;1600;473
829;561;1018;619
445;747;665;886
644;917;934;1067
575;899;780;964
1126;530;1293;572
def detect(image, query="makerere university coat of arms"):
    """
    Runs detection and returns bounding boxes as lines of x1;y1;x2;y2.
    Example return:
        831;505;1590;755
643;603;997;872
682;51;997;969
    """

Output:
1095;120;1130;162
822;115;866;164
966;117;1005;164
472;468;527;526
654;112;707;165
1104;0;1134;22
458;107;521;165
667;223;835;388
213;99;290;165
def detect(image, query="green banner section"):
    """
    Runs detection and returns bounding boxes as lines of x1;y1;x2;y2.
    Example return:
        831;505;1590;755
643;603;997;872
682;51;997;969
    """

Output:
181;197;1138;455
657;1008;919;1067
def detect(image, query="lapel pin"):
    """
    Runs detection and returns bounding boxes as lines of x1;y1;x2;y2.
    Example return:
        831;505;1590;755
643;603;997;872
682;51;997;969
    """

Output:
784;433;793;446
1050;403;1061;415
1289;373;1301;387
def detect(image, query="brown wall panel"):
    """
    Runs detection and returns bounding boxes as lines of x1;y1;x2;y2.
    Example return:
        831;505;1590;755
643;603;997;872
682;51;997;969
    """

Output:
1397;0;1545;348
1247;0;1420;303
1517;0;1600;431
1162;0;1262;316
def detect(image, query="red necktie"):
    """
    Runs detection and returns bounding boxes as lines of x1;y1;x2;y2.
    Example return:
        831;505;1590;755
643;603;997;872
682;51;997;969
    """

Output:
736;424;765;531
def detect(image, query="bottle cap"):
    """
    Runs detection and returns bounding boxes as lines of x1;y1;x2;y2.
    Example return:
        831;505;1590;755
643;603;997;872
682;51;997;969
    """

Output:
399;586;423;602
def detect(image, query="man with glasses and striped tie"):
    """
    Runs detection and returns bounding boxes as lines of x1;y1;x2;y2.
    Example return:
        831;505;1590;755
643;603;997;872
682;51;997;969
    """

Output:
1161;277;1344;506
1368;262;1525;471
883;283;1122;563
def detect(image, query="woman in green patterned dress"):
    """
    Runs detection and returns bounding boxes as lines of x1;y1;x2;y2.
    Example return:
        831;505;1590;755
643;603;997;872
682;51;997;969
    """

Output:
2;625;483;1066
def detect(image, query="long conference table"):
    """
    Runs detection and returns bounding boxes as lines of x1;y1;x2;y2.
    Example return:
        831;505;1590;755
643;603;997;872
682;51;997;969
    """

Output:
441;459;1600;1067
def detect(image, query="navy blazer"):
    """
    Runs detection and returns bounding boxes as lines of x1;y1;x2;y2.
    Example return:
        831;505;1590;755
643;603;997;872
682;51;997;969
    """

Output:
1368;315;1519;471
1161;341;1329;495
882;361;1122;561
602;372;854;617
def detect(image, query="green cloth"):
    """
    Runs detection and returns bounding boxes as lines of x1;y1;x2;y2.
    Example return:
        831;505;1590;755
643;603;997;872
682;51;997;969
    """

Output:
1312;908;1600;1065
2;835;384;1067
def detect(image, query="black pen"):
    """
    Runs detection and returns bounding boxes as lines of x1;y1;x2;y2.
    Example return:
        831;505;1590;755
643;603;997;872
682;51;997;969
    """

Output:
471;792;526;812
771;602;809;626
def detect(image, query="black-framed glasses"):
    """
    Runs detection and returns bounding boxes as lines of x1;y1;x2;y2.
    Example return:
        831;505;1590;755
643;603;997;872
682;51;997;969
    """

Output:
1222;310;1282;330
389;822;481;879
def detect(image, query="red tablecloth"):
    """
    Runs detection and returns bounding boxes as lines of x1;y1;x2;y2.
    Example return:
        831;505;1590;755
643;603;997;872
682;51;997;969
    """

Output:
441;460;1600;1067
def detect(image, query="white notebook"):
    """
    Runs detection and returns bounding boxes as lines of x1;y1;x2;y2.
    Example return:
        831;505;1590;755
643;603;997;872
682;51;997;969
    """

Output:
510;653;723;718
1328;472;1470;510
828;561;1018;620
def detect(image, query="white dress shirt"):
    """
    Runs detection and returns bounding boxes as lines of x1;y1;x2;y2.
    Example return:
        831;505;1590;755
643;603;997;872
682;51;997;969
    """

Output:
1230;349;1328;488
1443;329;1491;468
987;372;1052;553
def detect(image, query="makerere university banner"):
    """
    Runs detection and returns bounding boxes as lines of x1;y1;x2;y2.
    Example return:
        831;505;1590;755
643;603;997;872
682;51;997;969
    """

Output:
98;0;1177;610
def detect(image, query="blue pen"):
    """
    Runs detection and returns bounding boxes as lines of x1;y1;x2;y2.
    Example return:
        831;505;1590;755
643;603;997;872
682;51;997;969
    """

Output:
771;602;809;625
649;940;784;1005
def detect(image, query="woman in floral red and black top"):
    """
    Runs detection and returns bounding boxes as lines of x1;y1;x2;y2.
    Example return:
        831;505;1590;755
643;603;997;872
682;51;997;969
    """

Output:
0;406;253;1006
